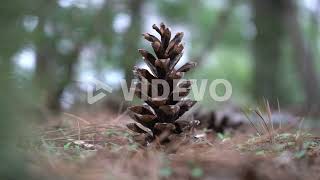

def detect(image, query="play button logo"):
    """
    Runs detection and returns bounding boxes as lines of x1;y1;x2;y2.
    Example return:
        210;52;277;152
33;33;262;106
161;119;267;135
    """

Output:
87;78;113;104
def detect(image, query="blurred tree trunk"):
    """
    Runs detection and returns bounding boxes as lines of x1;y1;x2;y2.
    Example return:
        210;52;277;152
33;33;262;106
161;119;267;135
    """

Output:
251;0;286;105
284;0;320;111
35;46;81;112
33;4;61;113
33;1;85;113
46;46;81;112
121;0;144;85
34;20;81;113
34;18;54;91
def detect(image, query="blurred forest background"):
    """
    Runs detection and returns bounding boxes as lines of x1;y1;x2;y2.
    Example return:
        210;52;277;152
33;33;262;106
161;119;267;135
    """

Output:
0;0;320;178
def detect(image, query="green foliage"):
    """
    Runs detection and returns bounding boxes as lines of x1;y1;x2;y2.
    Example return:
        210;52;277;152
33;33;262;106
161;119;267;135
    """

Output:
159;167;173;178
191;46;253;106
191;167;204;178
2;0;319;109
217;132;231;141
155;0;195;22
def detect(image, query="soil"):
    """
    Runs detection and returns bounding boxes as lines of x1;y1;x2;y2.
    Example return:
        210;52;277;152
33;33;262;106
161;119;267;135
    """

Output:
28;109;320;180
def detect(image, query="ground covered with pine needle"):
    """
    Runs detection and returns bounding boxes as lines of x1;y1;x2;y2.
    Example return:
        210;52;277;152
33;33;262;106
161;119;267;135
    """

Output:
26;110;320;180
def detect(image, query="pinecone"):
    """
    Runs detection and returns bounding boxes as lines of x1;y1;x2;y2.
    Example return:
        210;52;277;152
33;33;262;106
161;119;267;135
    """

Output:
193;108;243;133
126;23;197;142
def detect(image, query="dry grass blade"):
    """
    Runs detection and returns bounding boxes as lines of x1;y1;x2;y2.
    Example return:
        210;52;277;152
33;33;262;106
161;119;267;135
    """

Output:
241;108;261;136
254;109;270;135
295;118;305;141
63;112;91;125
264;99;274;132
277;98;282;129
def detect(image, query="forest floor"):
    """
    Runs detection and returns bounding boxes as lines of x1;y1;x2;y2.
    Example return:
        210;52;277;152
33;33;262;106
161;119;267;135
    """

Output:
28;109;320;180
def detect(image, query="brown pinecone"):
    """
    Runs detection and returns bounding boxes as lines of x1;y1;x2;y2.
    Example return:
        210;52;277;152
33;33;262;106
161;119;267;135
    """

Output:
126;23;197;142
193;108;243;133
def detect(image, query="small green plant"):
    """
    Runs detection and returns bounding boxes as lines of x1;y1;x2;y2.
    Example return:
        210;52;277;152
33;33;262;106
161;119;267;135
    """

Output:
217;132;231;141
63;142;72;150
159;166;173;178
191;167;204;178
159;154;173;178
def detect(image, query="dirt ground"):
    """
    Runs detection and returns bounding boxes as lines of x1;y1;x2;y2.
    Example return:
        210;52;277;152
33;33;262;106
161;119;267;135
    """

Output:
28;109;320;180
